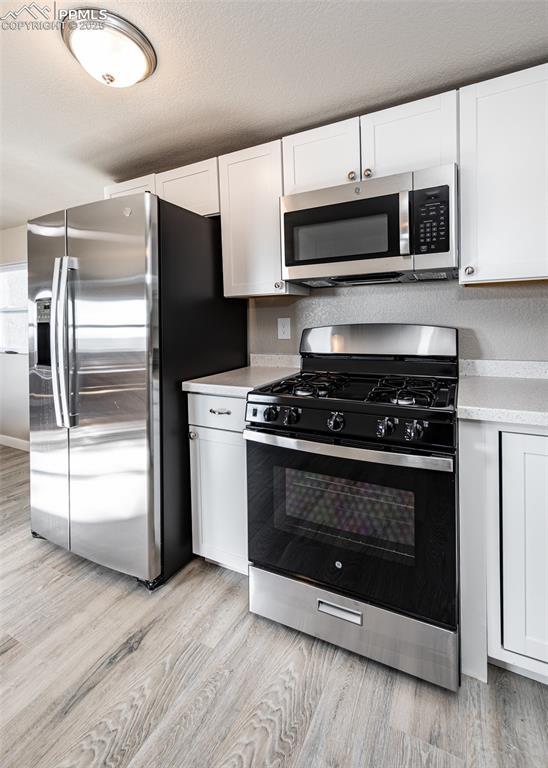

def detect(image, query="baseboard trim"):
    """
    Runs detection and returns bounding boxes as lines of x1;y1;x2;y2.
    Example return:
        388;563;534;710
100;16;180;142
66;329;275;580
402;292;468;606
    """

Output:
488;656;548;685
0;435;30;451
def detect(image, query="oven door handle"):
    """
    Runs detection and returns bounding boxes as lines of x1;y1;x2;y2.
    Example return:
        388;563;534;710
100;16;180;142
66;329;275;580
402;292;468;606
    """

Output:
242;430;453;473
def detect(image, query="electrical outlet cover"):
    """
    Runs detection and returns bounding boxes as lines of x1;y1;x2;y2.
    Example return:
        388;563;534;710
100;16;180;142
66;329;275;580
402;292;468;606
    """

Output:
277;317;291;340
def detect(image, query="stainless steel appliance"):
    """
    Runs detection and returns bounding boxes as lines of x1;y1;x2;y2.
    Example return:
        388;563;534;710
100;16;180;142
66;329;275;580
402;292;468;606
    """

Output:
28;193;247;588
281;164;458;285
244;323;459;690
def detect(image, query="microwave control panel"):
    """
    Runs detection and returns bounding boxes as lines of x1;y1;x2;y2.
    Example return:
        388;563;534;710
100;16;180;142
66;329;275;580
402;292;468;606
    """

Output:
413;185;450;254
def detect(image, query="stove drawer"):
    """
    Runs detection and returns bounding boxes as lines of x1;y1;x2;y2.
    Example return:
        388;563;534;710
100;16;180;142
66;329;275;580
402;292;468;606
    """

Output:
249;565;459;691
188;393;246;433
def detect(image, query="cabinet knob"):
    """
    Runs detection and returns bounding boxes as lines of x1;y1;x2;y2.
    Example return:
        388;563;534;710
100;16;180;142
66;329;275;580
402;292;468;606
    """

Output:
347;170;357;181
363;168;373;178
274;281;283;290
189;431;197;440
464;266;475;276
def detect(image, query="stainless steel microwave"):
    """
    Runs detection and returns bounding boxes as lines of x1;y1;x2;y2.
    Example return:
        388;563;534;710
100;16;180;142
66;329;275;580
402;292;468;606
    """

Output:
281;164;458;286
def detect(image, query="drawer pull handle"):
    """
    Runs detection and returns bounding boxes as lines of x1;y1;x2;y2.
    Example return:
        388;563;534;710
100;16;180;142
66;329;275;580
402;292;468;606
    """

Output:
317;599;362;626
209;408;232;415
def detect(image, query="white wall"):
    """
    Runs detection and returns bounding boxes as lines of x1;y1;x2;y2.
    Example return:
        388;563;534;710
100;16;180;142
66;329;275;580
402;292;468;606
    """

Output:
0;225;29;447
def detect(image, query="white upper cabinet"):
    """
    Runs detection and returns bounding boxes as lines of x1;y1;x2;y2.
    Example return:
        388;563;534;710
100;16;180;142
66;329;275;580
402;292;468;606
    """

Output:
502;432;548;663
156;158;219;216
104;174;156;199
282;117;361;194
459;65;548;284
360;91;457;180
219;140;305;297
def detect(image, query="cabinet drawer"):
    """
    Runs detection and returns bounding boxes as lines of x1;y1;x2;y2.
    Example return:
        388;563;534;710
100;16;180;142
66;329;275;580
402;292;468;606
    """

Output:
188;393;246;432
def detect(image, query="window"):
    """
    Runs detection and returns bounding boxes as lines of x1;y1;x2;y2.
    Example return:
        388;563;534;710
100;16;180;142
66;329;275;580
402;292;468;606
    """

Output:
0;263;27;354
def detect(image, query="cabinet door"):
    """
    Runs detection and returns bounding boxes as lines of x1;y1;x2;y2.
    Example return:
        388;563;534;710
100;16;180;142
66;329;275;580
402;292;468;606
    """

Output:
360;91;457;180
282;118;360;194
502;432;548;663
219;141;286;297
104;174;156;199
460;65;548;283
156;159;219;215
189;426;248;574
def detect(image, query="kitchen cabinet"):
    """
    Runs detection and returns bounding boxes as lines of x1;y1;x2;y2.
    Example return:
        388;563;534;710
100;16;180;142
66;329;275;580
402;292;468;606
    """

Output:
459;406;548;685
459;65;548;284
360;91;457;180
156;158;219;216
219;141;305;297
282;117;361;194
104;173;156;199
501;432;548;663
188;393;248;574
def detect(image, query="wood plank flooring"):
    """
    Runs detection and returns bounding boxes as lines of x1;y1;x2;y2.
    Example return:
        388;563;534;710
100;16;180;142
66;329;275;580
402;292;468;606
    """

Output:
1;444;547;768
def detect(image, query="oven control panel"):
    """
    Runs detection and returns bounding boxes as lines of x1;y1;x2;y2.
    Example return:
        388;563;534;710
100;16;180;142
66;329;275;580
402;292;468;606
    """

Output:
248;404;302;427
246;401;455;449
413;185;450;254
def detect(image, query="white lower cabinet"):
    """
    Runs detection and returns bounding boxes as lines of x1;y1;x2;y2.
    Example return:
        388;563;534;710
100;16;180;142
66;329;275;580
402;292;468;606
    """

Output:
460;419;548;684
189;417;248;575
502;432;548;663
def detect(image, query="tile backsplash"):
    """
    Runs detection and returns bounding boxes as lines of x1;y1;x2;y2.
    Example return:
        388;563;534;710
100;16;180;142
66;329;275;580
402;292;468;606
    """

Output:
249;280;548;361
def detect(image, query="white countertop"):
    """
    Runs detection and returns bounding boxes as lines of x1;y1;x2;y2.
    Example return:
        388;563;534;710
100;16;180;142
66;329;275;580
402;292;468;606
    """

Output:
458;376;548;427
182;366;299;398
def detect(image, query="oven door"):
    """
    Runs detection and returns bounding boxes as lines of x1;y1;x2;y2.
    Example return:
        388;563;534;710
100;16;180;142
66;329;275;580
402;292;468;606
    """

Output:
245;430;456;629
281;172;412;283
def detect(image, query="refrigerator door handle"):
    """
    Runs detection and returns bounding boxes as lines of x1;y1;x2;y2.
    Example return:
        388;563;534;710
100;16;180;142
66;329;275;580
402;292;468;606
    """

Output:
67;256;79;427
50;257;64;428
54;256;79;429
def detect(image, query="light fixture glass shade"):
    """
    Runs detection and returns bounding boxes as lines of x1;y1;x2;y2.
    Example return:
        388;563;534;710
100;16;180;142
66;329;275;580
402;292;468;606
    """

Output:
62;10;156;88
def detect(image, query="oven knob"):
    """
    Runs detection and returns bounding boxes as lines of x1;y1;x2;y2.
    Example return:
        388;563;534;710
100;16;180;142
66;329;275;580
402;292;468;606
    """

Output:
263;406;279;422
404;420;424;441
282;407;300;426
376;417;394;438
327;411;345;432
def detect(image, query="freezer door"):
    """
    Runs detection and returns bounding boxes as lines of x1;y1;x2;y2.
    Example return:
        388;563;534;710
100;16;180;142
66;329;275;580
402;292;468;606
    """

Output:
27;211;70;547
66;194;161;580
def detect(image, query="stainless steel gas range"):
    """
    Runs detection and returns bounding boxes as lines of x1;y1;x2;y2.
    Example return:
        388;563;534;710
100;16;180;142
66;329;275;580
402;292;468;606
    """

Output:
244;323;459;691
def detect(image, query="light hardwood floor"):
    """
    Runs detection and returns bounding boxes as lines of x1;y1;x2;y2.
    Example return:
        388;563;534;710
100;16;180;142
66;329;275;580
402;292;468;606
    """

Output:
1;445;547;768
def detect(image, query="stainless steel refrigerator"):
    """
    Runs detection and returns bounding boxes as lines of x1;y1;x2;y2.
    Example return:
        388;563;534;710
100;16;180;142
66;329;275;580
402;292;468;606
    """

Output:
28;193;247;587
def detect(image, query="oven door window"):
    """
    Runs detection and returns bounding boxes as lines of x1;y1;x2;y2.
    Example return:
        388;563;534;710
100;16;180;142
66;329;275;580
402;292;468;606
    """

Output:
276;467;415;562
283;193;401;267
247;440;456;628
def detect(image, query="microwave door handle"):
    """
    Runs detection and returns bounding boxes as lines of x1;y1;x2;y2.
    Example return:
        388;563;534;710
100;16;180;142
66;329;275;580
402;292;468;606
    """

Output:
399;191;410;256
242;430;453;473
50;257;64;428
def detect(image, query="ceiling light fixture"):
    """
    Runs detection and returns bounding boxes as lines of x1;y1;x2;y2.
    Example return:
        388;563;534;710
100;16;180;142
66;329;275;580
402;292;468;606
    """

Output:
61;9;157;88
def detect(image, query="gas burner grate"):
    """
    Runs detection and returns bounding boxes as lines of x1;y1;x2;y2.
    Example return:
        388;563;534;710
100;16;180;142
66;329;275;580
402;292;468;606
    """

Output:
367;376;442;407
379;376;440;391
265;372;349;398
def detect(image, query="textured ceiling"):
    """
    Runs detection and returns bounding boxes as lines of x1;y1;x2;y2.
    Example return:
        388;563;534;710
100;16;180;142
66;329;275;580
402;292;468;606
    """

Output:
1;0;547;229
